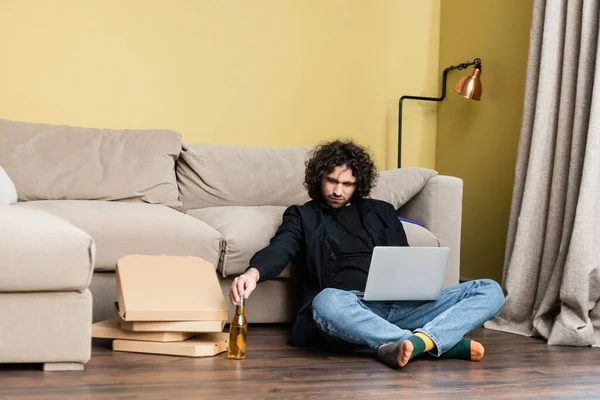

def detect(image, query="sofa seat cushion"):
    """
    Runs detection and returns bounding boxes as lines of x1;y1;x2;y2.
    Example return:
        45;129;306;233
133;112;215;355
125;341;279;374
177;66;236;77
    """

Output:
14;201;222;271
187;206;290;277
0;205;94;291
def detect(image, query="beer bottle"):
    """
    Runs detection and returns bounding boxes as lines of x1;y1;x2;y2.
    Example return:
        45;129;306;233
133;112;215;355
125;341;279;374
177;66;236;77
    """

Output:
227;296;248;360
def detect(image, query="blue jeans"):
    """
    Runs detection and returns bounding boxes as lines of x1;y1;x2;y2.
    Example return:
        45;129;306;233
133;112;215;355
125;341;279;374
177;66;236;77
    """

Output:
311;279;505;356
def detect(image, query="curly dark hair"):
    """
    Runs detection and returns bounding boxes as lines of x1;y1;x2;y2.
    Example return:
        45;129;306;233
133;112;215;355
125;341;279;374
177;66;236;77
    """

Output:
304;140;378;201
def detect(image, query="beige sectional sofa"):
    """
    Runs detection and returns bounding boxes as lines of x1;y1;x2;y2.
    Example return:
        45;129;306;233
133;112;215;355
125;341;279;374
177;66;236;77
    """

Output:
0;118;463;369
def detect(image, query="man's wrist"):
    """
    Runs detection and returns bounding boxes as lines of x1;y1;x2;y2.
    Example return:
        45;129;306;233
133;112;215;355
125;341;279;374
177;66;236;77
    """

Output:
246;267;260;282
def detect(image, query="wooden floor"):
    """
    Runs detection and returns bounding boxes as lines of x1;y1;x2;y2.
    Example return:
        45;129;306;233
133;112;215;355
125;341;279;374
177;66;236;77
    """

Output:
1;325;599;400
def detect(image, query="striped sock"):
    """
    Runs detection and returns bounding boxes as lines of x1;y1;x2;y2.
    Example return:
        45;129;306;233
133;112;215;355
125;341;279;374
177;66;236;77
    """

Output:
440;338;485;361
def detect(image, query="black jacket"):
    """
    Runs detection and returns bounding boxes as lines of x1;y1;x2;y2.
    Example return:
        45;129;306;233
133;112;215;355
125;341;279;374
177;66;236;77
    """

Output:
249;197;409;346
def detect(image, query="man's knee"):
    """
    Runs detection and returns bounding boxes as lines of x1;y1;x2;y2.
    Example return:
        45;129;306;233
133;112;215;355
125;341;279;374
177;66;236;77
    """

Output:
478;278;505;313
312;288;353;323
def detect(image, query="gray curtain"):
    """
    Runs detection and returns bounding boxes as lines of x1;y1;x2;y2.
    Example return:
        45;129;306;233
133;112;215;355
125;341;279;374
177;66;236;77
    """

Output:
484;0;600;346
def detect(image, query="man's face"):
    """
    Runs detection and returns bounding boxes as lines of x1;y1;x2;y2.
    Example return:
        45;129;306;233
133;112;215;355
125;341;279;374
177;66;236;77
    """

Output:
321;165;357;209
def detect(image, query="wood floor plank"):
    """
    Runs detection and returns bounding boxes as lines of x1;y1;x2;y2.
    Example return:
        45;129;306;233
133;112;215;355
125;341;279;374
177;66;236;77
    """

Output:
0;326;599;399
572;384;600;396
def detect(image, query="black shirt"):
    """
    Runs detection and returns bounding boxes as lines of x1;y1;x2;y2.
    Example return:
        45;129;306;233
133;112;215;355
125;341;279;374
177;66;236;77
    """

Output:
323;202;374;291
249;198;409;346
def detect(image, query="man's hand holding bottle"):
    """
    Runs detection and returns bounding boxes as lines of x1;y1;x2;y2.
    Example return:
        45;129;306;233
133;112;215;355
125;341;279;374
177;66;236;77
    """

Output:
229;267;260;305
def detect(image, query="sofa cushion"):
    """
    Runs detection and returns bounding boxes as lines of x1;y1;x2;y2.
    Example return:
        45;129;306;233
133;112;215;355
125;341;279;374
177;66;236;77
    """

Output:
402;221;440;247
371;168;438;209
0;205;94;291
14;201;222;271
177;143;310;210
0;118;182;209
186;206;289;277
186;206;440;277
0;166;17;205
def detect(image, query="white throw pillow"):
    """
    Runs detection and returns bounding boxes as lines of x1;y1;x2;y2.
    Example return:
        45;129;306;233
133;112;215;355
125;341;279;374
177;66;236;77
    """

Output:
0;166;18;205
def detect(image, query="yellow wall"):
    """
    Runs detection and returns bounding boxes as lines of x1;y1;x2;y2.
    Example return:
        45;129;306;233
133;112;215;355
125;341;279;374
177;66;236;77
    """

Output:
437;0;534;281
0;1;535;280
0;0;440;170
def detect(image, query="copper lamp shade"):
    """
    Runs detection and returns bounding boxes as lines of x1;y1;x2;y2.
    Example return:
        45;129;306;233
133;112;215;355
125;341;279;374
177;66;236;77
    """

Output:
455;66;482;100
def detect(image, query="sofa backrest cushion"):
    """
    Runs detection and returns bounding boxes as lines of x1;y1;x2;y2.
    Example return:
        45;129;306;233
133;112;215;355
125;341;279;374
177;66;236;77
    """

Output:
0;118;182;209
177;143;311;209
370;167;438;209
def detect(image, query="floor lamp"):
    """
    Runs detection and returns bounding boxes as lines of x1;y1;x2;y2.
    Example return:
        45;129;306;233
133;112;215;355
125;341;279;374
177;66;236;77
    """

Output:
397;58;483;168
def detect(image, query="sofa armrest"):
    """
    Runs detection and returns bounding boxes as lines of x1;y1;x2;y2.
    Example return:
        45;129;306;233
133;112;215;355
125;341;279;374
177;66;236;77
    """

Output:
398;175;463;288
0;205;95;292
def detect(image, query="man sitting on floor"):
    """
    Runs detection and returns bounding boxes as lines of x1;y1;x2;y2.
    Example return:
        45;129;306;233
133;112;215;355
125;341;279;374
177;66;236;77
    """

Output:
229;140;505;368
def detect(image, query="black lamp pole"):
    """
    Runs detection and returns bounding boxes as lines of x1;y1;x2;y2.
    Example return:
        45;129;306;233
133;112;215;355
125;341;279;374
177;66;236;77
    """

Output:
397;58;481;168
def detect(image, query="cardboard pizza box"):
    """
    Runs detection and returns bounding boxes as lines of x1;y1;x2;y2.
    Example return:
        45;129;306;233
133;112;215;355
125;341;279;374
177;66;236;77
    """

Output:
93;317;195;342
120;318;225;333
116;255;228;322
112;332;228;357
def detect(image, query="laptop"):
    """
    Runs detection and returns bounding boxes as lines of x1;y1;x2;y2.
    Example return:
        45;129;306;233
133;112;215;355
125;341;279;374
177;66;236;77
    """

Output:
355;246;450;301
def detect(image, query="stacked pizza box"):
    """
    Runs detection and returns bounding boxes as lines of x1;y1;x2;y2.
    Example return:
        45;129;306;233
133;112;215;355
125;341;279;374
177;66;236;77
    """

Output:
92;255;229;357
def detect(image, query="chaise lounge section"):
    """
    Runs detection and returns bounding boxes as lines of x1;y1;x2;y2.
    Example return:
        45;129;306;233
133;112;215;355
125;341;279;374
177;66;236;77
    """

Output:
0;206;94;370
